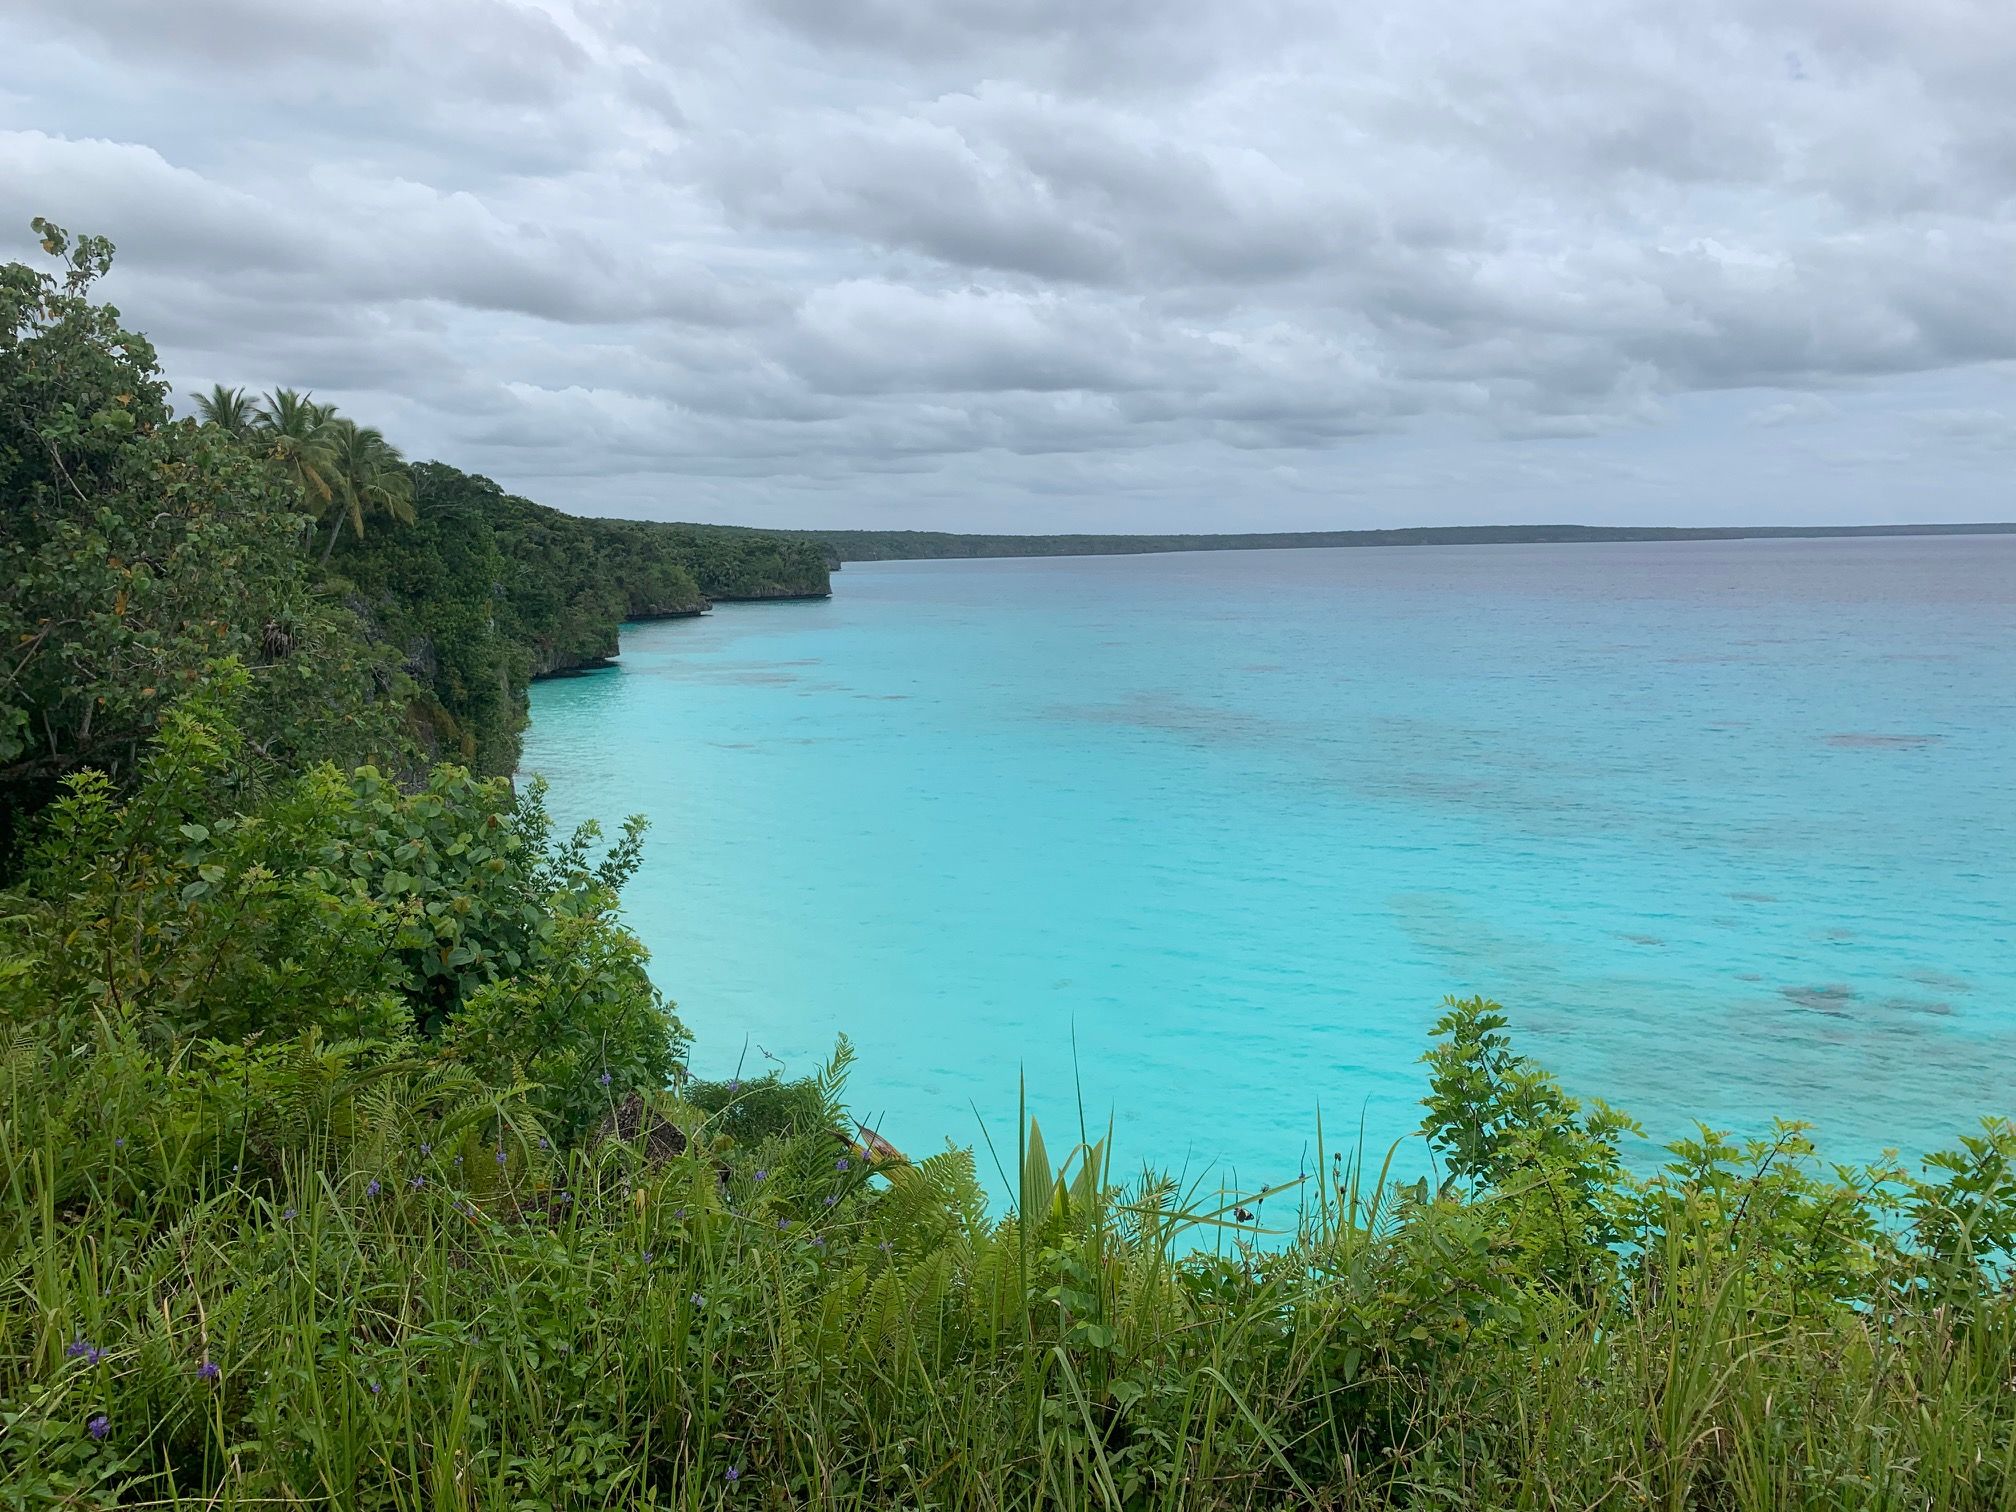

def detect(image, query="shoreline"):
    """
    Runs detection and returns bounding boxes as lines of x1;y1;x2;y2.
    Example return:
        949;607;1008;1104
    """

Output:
794;519;2016;565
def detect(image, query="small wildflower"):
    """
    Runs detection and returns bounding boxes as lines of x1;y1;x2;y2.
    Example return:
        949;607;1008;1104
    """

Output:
835;1157;849;1171
65;1339;93;1359
824;1194;838;1207
673;1206;687;1220
599;1071;613;1086
642;1250;655;1263
365;1179;381;1198
777;1218;791;1231
281;1207;296;1221
725;1466;741;1484
196;1360;221;1383
420;1142;432;1156
87;1414;110;1441
368;1380;383;1396
409;1175;426;1191
810;1235;826;1249
691;1293;706;1308
113;1137;125;1150
453;1155;462;1167
727;1079;741;1092
495;1148;507;1166
753;1169;768;1182
537;1137;548;1150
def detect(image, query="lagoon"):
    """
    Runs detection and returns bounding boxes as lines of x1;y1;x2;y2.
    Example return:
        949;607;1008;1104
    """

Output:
524;536;2016;1195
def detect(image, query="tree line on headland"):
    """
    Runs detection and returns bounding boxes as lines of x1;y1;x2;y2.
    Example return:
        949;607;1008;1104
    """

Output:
782;520;2015;566
4;224;2015;1507
1;220;827;847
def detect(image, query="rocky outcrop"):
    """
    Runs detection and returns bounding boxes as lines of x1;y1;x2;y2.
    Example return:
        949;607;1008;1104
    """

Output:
711;586;832;603
594;1092;690;1162
528;622;620;680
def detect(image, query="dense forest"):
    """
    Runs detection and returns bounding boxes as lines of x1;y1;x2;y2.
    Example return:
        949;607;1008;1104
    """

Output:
325;465;827;776
791;520;2016;565
0;221;826;841
5;225;2016;1509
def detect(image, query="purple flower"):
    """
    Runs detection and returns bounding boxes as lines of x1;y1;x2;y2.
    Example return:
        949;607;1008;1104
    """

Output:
810;1235;826;1249
725;1466;741;1484
673;1206;687;1220
753;1169;768;1183
537;1137;548;1150
419;1142;432;1156
65;1339;93;1359
691;1292;706;1308
727;1079;741;1092
368;1380;383;1396
835;1157;849;1171
87;1414;110;1441
824;1195;838;1207
197;1360;221;1382
281;1207;296;1221
642;1250;655;1263
777;1218;791;1231
599;1071;613;1087
409;1176;426;1191
365;1179;381;1198
113;1137;125;1150
495;1148;507;1166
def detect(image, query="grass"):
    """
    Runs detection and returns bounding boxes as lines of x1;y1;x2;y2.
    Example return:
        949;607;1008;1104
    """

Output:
4;1016;2015;1509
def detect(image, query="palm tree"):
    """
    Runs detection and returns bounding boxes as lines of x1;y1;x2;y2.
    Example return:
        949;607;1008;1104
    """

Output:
321;418;416;564
253;389;339;524
194;383;258;436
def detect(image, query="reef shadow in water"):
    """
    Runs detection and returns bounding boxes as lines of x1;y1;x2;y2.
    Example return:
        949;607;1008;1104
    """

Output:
1782;983;1857;1016
1824;732;1945;749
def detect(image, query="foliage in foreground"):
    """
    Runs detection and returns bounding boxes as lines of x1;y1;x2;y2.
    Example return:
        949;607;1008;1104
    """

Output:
4;697;2016;1509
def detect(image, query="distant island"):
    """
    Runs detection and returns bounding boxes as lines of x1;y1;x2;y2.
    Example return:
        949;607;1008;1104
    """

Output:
765;520;2016;566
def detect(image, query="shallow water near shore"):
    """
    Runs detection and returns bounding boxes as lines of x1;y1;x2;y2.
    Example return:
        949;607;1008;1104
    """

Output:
525;536;2015;1200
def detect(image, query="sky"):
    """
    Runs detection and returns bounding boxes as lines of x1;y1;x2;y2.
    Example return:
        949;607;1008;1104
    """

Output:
5;0;2015;532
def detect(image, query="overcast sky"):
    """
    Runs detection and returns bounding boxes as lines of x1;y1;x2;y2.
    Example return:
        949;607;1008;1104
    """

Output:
6;0;2015;531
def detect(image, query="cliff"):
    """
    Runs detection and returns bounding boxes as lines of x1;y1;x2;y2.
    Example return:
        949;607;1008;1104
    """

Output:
328;463;830;772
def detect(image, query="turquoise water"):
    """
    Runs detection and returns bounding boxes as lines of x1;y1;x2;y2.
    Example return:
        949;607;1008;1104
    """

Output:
524;537;2015;1195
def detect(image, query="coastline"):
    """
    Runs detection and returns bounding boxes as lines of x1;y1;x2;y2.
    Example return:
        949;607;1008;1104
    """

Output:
528;591;831;681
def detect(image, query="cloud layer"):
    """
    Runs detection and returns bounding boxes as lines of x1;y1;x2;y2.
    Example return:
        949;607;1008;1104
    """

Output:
5;0;2014;528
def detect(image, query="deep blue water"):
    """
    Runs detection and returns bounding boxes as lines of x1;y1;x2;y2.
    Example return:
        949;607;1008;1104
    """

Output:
524;537;2015;1196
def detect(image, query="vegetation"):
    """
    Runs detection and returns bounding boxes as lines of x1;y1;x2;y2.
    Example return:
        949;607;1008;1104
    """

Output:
325;464;829;774
1;222;827;841
790;522;2016;565
7;224;2016;1508
0;223;410;861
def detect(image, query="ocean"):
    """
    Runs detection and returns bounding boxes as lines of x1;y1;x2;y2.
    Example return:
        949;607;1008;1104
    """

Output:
523;536;2015;1199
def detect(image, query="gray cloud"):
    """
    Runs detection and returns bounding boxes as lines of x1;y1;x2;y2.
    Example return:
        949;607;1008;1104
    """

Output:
4;0;2015;529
